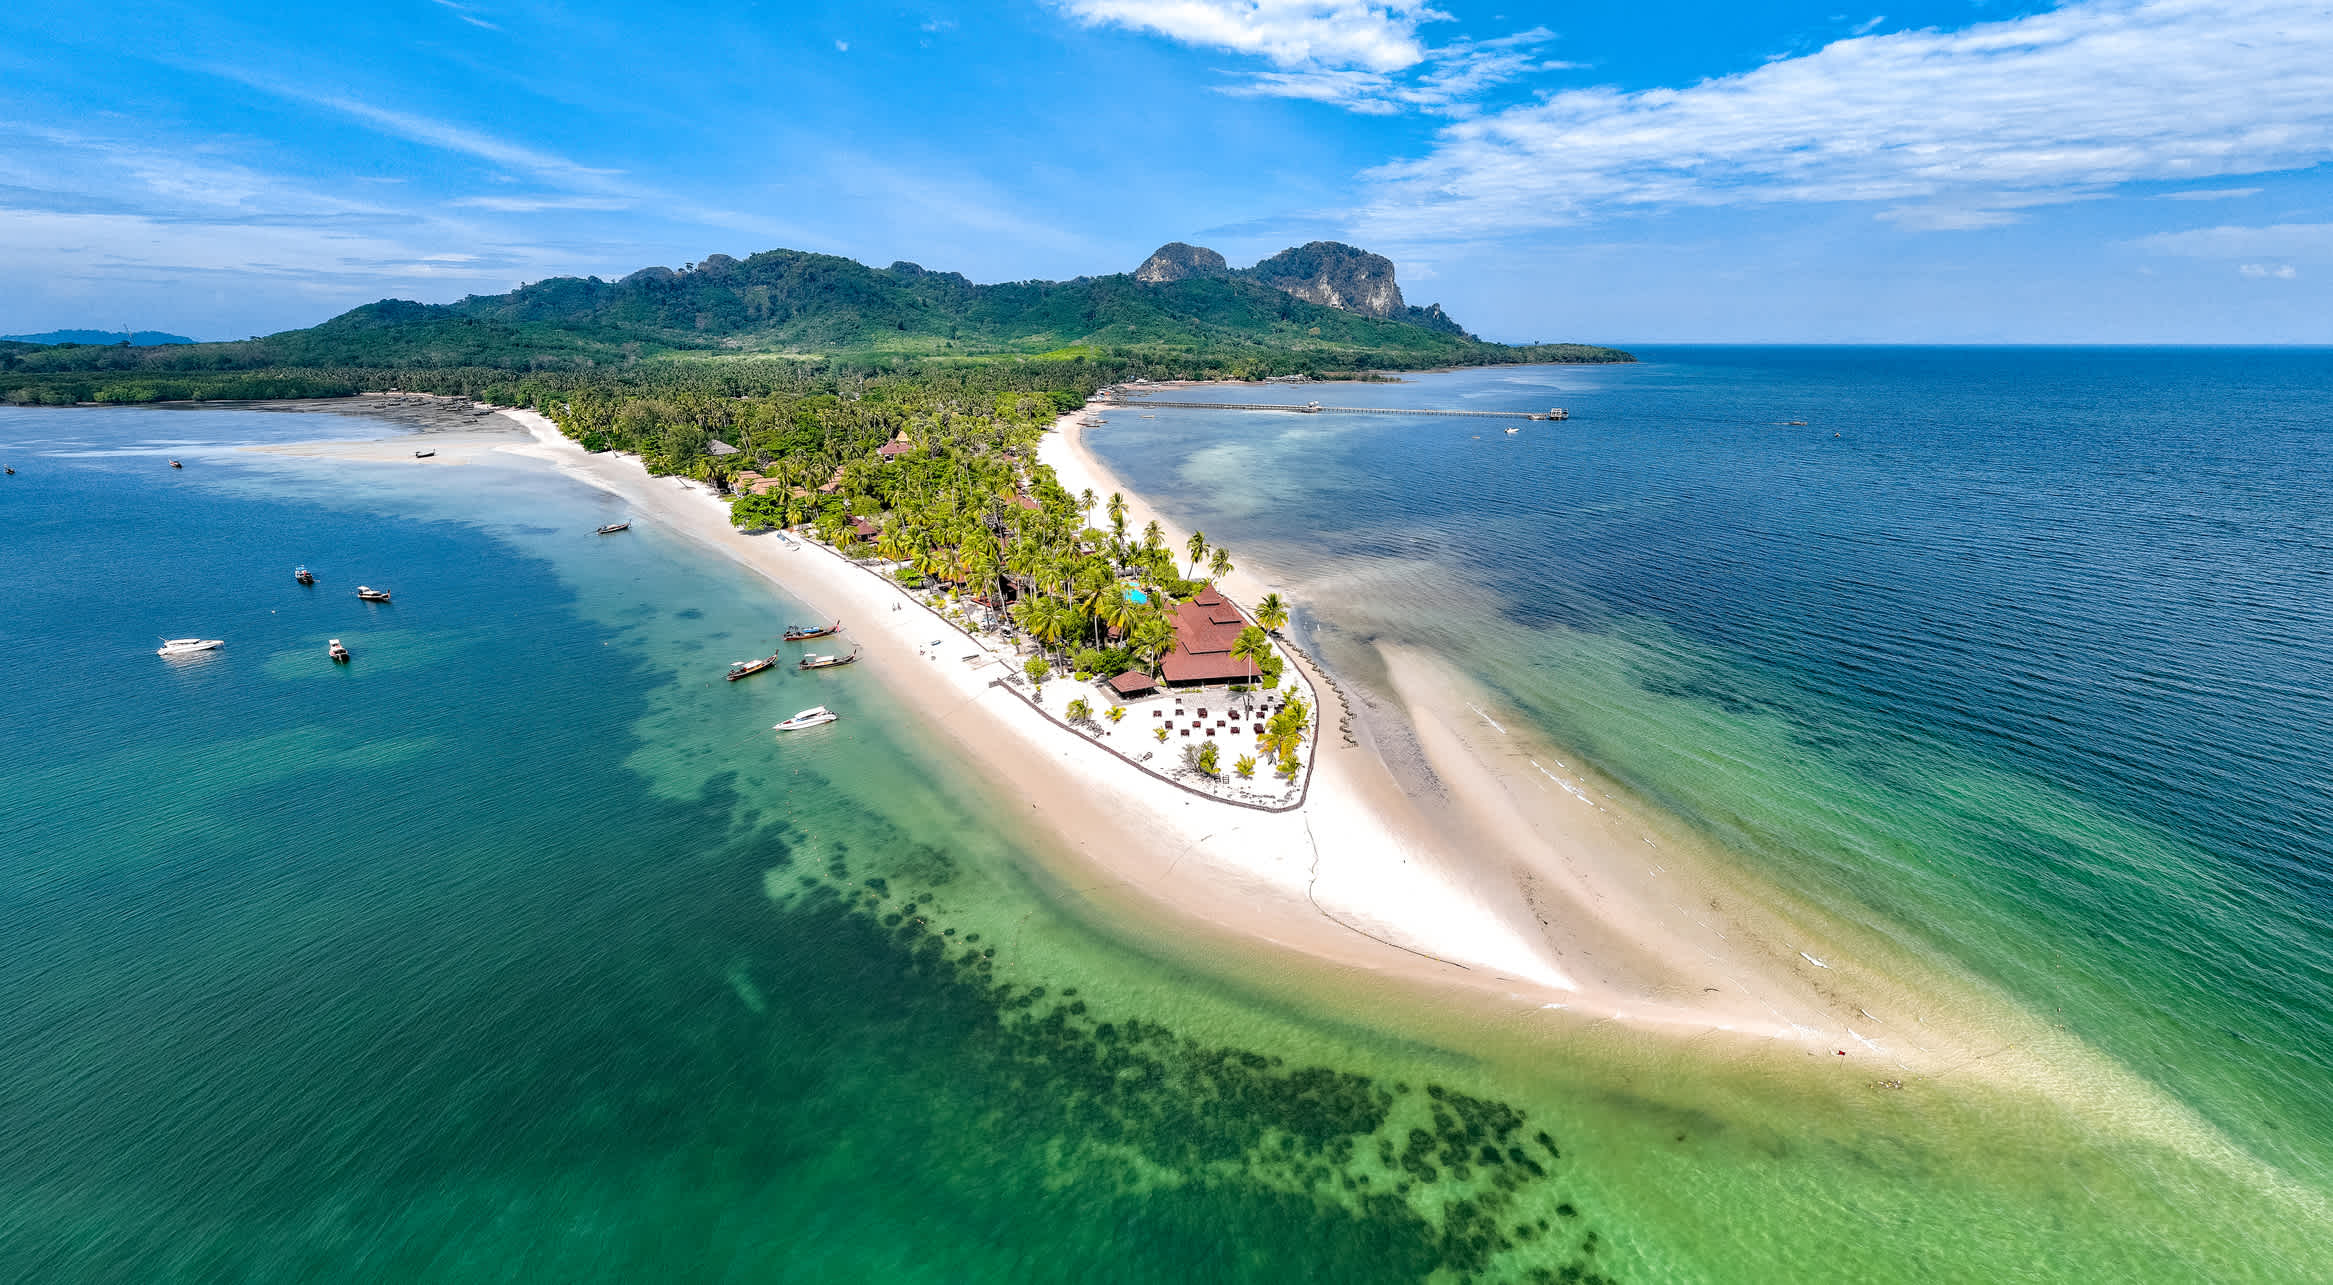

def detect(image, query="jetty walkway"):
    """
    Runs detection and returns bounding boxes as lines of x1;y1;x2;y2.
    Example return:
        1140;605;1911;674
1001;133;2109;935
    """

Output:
1099;398;1566;421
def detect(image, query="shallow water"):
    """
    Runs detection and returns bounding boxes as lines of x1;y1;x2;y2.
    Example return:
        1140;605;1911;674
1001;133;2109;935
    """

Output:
1087;349;2333;1198
4;401;2328;1281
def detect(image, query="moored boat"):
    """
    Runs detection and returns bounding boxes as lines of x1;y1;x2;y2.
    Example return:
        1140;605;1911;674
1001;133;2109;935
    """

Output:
726;654;778;681
356;586;392;603
170;459;183;469
295;565;316;585
798;647;862;671
597;521;630;535
157;637;222;658
783;619;841;641
774;706;838;731
328;638;350;663
414;449;435;459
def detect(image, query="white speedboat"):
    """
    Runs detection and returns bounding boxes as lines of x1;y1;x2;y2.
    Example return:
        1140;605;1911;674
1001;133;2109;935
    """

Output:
774;706;838;731
157;637;223;658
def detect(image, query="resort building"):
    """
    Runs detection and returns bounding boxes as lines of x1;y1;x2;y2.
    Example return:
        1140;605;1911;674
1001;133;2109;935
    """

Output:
1160;584;1262;688
876;431;915;460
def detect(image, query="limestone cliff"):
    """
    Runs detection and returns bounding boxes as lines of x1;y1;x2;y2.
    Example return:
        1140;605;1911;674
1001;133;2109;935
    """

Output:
1134;242;1230;283
1243;242;1406;319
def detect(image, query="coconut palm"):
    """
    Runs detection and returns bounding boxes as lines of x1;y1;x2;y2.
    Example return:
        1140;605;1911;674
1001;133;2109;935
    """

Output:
1096;585;1133;639
1106;492;1127;539
1185;530;1208;579
1142;519;1164;553
1131;613;1177;675
1230;626;1270;689
1255;592;1289;634
1079;488;1096;524
1073;565;1116;645
1208;547;1234;582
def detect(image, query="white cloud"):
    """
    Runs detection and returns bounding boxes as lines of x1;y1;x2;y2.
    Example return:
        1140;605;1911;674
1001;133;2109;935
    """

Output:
1356;0;2333;240
2160;186;2262;200
1058;0;1446;72
449;195;637;212
1061;2;1563;114
430;0;502;32
2133;222;2333;259
2238;262;2298;277
835;39;850;51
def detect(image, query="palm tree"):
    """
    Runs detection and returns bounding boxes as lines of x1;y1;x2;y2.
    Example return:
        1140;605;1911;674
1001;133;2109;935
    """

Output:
1132;614;1176;676
1209;547;1233;583
1098;587;1138;643
1106;492;1126;540
1079;488;1096;525
1073;565;1116;646
1255;592;1289;634
1229;626;1270;712
1185;530;1208;579
1142;519;1164;553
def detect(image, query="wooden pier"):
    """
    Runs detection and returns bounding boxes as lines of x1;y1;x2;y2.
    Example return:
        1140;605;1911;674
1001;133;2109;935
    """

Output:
1099;398;1566;421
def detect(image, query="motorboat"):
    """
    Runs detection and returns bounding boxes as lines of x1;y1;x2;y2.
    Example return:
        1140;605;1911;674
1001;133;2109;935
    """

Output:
783;619;841;641
295;565;316;585
596;522;630;535
1504;426;1520;435
356;586;392;603
329;638;350;663
798;648;861;671
414;449;436;459
157;637;222;658
726;654;778;681
774;706;839;731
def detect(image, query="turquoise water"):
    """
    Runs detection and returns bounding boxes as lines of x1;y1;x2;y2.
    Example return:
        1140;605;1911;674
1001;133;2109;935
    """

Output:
1090;348;2333;1199
6;401;2331;1282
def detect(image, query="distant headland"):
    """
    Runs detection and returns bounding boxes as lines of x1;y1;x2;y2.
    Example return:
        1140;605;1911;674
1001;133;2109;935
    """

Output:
4;329;194;347
0;239;1629;407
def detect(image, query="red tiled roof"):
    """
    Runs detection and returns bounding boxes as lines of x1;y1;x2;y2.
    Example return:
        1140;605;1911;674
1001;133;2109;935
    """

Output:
848;517;880;538
1107;671;1157;696
877;440;915;457
1160;584;1260;683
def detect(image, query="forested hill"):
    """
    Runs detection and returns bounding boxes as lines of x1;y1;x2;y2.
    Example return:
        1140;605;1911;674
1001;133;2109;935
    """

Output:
0;242;1630;405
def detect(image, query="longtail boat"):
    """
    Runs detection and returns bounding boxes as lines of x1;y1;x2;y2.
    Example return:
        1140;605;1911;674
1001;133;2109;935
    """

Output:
726;654;778;682
596;521;630;535
328;638;350;663
356;586;392;603
295;565;316;585
798;647;862;671
783;619;841;642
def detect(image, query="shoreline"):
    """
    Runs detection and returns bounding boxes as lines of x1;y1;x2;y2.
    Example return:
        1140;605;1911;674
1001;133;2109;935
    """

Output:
237;397;2315;1186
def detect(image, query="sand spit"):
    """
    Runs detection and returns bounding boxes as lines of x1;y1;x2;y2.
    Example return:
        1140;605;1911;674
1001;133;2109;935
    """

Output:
234;401;2330;1198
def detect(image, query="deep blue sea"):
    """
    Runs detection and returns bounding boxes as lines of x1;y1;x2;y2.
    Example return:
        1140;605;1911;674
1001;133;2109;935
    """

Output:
1091;347;2333;1194
6;382;2333;1282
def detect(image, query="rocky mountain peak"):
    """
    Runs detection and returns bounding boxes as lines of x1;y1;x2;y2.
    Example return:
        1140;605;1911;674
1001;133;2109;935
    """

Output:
1244;242;1406;319
1134;242;1230;284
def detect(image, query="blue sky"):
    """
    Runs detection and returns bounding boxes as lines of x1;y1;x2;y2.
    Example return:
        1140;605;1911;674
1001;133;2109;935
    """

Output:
3;0;2329;343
